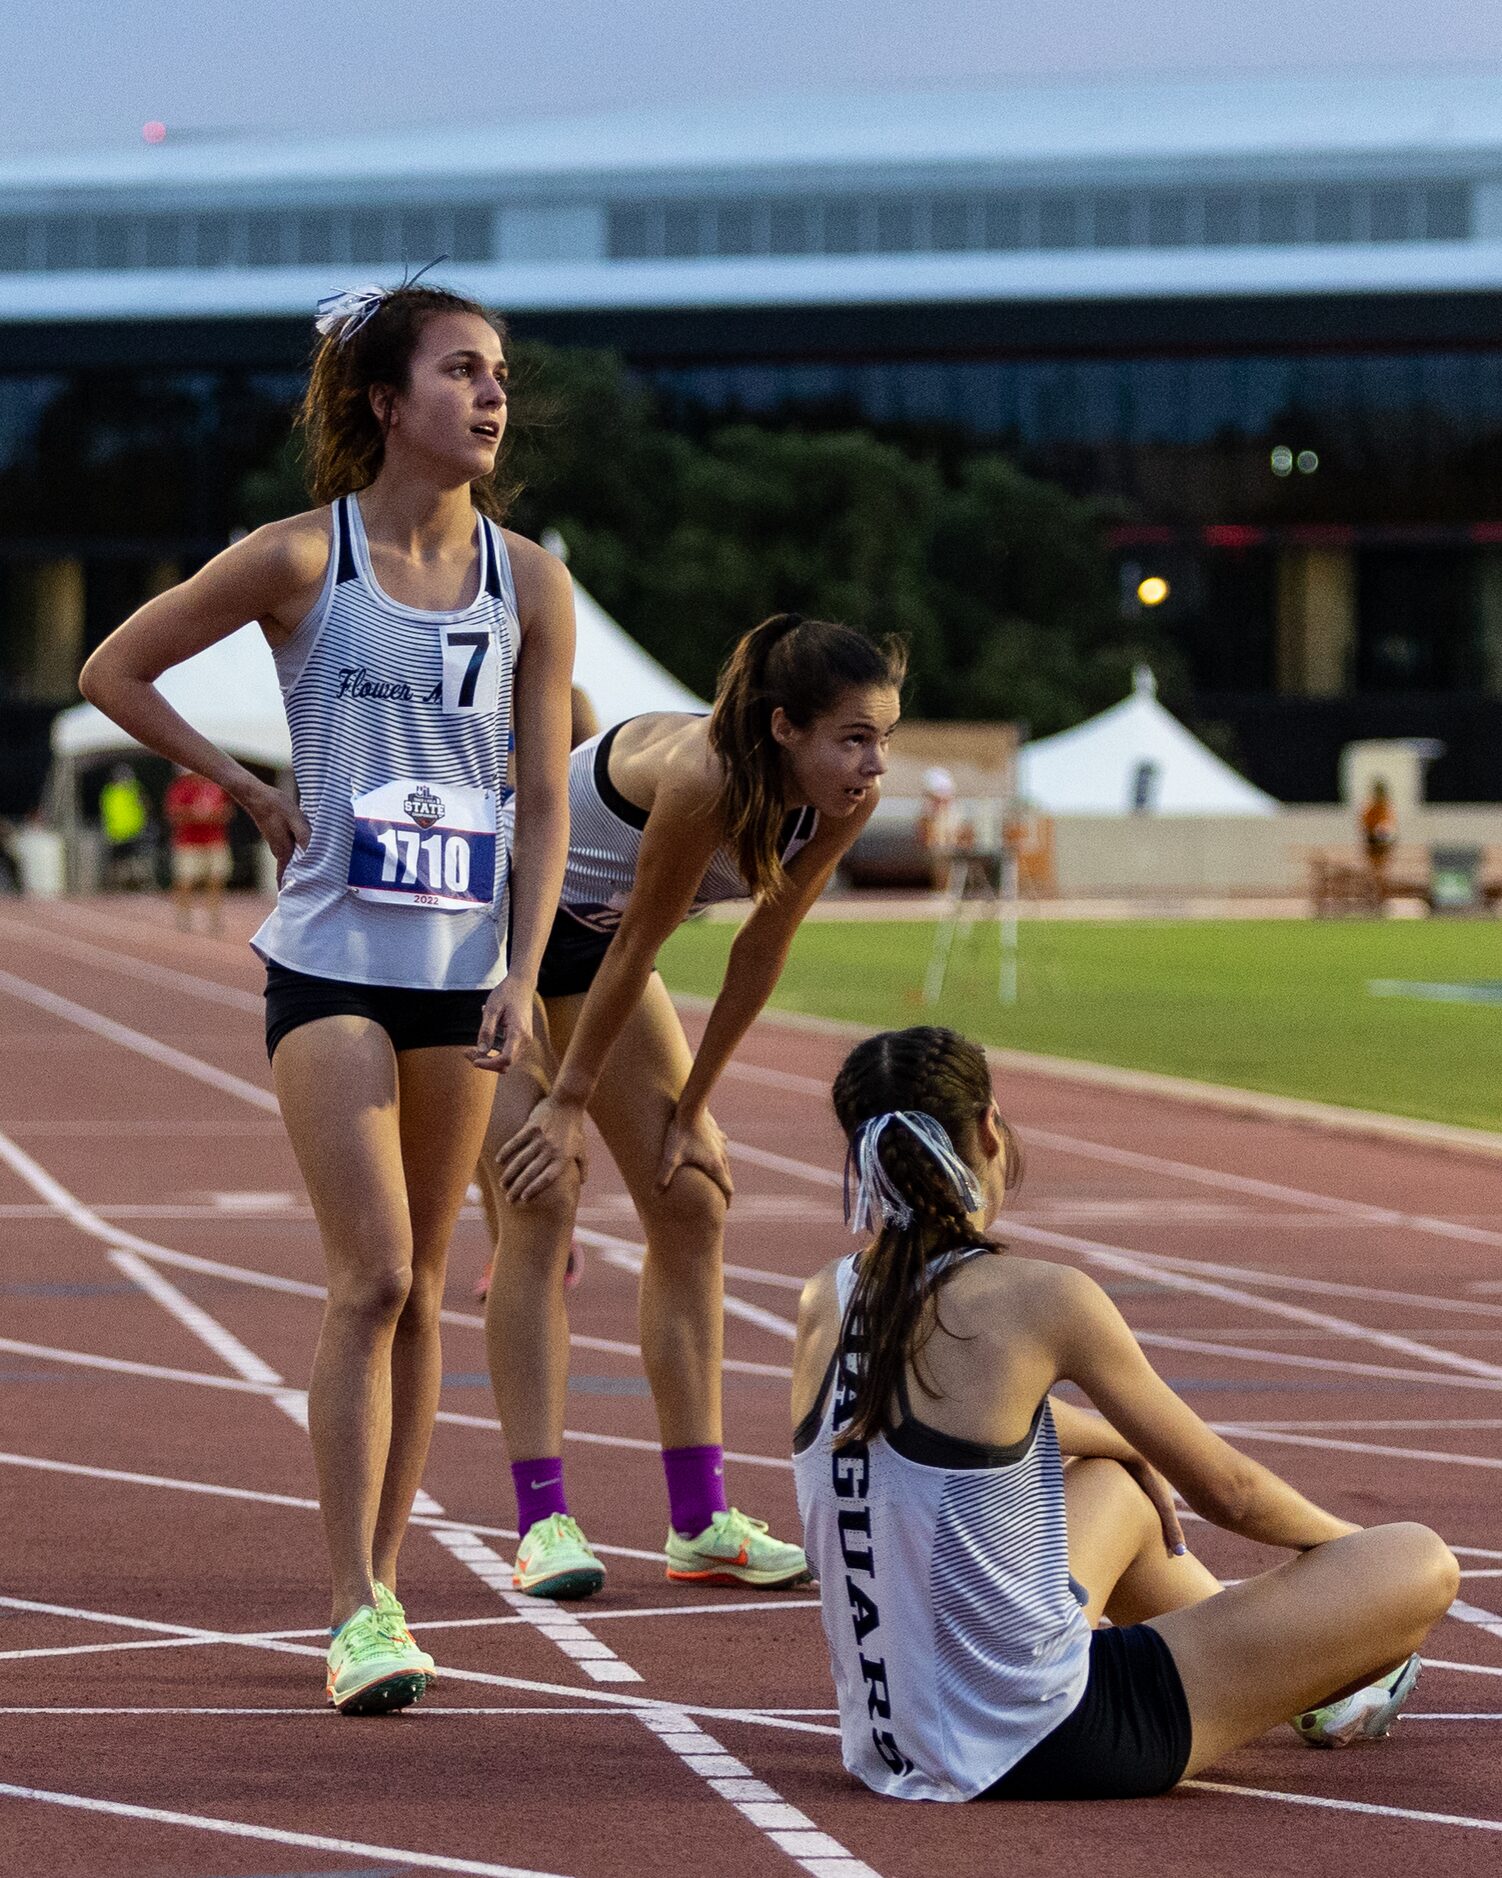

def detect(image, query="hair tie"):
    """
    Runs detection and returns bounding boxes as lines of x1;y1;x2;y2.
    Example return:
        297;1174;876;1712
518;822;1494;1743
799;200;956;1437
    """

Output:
843;1110;983;1236
313;257;446;346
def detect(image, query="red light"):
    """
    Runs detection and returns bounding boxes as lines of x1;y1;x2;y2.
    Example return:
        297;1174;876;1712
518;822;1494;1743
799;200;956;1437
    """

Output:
142;121;167;145
1203;525;1265;549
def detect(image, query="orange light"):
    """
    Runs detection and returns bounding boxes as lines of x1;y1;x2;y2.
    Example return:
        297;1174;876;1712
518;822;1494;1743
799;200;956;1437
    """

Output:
1136;576;1170;607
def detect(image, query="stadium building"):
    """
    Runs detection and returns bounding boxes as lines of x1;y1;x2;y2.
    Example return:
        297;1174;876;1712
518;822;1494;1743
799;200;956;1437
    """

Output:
4;68;1502;804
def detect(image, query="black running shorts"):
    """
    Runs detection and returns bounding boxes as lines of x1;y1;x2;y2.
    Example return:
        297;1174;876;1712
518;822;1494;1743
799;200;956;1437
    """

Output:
263;960;488;1062
980;1623;1193;1802
534;906;615;1000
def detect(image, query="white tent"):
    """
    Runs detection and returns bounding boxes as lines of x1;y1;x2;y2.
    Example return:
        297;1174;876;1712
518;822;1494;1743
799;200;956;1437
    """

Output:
50;562;703;774
1016;667;1278;816
47;557;704;887
52;623;292;771
570;578;705;719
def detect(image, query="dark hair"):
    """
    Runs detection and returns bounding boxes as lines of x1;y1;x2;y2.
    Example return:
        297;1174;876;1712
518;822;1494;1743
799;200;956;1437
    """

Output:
830;1026;1024;1446
708;613;907;898
297;283;519;519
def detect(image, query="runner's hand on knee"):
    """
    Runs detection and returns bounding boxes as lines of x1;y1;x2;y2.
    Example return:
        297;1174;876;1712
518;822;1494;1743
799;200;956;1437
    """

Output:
498;1093;587;1202
656;1105;733;1203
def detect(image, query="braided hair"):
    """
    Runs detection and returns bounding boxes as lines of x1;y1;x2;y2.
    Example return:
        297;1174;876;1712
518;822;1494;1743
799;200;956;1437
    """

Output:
830;1026;1024;1446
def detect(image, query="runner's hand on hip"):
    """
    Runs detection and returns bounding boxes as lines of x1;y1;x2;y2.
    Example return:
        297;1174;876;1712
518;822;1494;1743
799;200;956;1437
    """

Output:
240;780;309;886
656;1106;734;1203
470;976;536;1074
497;1093;587;1203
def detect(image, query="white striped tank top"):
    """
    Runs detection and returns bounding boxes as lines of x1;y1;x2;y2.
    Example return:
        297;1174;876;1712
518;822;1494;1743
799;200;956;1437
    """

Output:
251;492;520;990
503;718;818;939
792;1248;1091;1802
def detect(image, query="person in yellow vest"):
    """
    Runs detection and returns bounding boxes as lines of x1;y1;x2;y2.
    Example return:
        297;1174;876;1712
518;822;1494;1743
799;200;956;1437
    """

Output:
99;764;152;889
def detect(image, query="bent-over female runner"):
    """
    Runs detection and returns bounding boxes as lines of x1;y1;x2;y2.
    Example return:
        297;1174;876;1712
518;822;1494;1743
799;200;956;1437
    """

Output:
80;281;574;1715
793;1025;1457;1800
478;614;905;1597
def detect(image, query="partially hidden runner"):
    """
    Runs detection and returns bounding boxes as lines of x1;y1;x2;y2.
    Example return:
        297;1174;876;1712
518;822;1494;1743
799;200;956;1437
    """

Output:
476;614;905;1598
80;279;574;1715
793;1024;1458;1800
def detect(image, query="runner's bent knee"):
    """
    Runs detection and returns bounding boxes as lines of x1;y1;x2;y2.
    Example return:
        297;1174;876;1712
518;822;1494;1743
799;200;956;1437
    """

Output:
640;1164;726;1250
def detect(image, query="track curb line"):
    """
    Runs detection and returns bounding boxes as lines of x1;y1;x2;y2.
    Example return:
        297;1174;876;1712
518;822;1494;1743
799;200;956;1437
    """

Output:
672;993;1502;1164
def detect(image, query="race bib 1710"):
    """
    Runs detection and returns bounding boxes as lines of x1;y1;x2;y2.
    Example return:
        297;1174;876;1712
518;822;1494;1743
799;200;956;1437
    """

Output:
347;779;496;910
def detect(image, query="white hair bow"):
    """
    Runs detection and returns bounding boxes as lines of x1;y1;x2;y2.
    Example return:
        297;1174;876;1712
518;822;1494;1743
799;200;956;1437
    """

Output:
314;284;388;345
313;259;446;345
844;1110;983;1236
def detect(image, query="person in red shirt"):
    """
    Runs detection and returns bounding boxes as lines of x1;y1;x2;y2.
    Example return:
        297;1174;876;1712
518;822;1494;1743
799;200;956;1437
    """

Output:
163;767;234;932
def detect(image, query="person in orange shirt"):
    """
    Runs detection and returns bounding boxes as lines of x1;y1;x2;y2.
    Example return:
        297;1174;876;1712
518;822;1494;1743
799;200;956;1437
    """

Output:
1361;780;1397;879
163;767;234;932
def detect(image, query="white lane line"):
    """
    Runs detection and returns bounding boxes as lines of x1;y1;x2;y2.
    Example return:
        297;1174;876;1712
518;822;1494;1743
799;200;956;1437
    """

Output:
578;1229;799;1343
1449;1600;1502;1640
0;1450;665;1563
0;1593;839;1738
636;1707;879;1877
1073;1240;1502;1324
260;1598;823;1639
85;1203;648;1686
1208;1423;1502;1475
0;1782;575;1878
0;1637;223;1665
1129;1329;1502;1394
0;1332;793;1468
107;1250;281;1386
1184;1778;1502;1835
0;1705;645;1717
725;1049;1502;1260
726;1133;1502;1387
1243;1418;1502;1431
0;914;263;1013
0;967;280;1113
8;1124;846;1851
0;1336;284;1395
424;1526;642;1686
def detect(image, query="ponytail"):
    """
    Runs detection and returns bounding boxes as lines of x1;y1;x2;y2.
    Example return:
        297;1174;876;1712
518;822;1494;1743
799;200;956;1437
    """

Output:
708;612;907;899
830;1027;1023;1446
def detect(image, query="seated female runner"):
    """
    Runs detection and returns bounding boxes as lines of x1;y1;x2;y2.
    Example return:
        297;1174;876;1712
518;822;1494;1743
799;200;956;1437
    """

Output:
792;1025;1458;1801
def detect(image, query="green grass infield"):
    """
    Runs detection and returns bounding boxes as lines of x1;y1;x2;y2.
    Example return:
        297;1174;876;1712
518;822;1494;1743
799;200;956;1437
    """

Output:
658;916;1502;1133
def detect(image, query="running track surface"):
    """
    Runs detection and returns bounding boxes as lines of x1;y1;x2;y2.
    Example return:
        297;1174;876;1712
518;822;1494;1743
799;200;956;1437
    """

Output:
3;894;1502;1878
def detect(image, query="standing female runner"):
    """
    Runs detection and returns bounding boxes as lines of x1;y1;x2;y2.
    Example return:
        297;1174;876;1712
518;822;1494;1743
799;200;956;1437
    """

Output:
478;615;905;1598
80;282;574;1714
793;1025;1458;1801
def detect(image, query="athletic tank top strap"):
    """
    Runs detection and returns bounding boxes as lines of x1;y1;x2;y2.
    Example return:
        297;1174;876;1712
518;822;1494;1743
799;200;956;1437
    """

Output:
333;494;359;585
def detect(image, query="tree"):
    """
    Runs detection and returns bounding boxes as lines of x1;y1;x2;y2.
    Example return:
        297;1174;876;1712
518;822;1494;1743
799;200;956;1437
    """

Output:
235;339;1177;731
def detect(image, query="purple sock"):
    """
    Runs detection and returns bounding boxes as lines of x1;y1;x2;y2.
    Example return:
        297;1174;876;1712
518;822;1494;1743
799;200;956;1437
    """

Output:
662;1444;729;1539
512;1458;568;1533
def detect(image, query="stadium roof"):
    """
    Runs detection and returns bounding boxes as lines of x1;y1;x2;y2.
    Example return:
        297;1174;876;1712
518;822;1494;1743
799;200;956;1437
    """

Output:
8;70;1502;192
5;69;1502;324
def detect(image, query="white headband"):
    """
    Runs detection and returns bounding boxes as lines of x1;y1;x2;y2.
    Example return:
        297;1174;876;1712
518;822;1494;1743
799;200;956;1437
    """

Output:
843;1110;983;1236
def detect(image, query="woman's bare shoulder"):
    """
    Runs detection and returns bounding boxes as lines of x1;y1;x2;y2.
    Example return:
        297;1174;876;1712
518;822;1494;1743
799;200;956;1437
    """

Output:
500;529;571;615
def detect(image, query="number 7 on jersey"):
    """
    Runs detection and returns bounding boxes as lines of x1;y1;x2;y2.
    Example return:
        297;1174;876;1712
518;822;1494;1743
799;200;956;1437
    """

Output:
441;626;500;715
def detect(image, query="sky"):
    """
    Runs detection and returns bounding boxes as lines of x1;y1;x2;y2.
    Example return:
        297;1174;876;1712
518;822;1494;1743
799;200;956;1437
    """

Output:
5;1;1502;155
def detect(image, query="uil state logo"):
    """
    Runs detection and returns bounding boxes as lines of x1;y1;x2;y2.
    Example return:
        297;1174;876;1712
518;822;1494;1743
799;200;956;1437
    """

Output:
404;786;446;829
